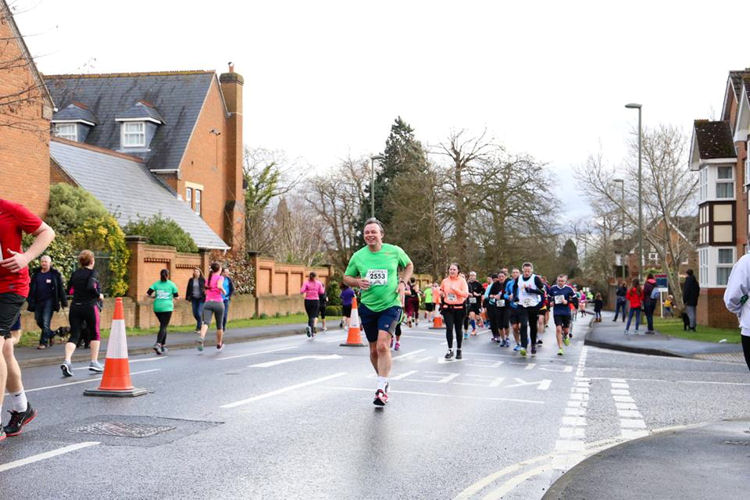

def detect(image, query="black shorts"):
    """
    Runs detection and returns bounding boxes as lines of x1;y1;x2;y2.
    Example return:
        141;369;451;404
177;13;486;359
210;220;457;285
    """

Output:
319;304;327;319
342;304;352;318
509;307;522;325
0;293;25;339
496;307;509;329
359;304;401;343
467;303;481;315
554;315;571;328
425;303;435;312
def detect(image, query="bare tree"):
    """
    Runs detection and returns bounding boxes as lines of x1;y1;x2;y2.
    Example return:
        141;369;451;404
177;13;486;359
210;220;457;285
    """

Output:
576;125;697;307
270;195;326;266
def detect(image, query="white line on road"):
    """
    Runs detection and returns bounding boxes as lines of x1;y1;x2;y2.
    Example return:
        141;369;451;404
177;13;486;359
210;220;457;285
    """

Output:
454;454;553;499
325;386;545;404
390;370;418;380
220;372;348;409
71;356;166;370
0;442;100;473
588;376;750;387
217;345;297;361
250;354;342;368
23;369;161;394
392;349;427;360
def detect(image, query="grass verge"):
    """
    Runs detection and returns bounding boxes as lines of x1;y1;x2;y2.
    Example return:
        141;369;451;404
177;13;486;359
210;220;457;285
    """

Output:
653;317;741;344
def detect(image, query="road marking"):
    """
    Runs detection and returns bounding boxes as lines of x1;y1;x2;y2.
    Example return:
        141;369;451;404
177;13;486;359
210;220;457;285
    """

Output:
556;346;588;457
0;442;100;473
392;349;426;361
220;372;347;409
390;370;417;380
250;354;342;368
326;386;545;405
610;379;648;439
23;369;161;394
454;453;553;499
504;377;551;390
588;376;750;387
217;346;297;361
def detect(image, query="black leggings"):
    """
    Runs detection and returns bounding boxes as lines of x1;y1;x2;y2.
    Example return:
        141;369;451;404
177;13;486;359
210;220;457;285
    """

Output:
68;303;101;345
304;299;320;329
443;308;465;350
520;307;539;348
488;305;499;338
743;335;750;372
155;311;172;345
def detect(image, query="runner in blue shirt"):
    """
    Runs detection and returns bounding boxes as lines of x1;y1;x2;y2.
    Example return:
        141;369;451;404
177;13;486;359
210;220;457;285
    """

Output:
548;274;579;356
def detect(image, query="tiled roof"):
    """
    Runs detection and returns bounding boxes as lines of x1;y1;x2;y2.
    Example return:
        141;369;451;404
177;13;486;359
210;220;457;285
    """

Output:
728;71;748;99
116;101;165;123
693;120;736;160
50;138;229;250
44;71;215;170
53;102;98;124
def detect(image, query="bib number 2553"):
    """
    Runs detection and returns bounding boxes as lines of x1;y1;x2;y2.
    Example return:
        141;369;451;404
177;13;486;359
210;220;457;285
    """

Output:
366;269;388;286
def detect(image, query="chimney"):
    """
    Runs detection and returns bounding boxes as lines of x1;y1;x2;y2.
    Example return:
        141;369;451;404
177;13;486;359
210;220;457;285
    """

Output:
219;64;245;249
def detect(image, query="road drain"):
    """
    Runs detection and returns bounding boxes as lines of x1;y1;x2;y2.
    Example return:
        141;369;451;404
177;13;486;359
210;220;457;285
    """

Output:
72;421;176;438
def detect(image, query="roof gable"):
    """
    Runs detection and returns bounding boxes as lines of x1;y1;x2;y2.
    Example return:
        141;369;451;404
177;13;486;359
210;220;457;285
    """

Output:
689;120;736;170
43;71;215;170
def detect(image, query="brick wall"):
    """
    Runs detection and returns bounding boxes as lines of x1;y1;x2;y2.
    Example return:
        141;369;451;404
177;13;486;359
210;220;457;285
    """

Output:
0;5;52;215
696;287;738;329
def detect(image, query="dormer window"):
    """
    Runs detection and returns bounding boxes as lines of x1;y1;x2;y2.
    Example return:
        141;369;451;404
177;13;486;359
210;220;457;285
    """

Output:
122;122;146;147
53;123;77;141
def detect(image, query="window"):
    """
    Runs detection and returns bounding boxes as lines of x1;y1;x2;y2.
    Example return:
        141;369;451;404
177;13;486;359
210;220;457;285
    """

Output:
716;247;734;286
698;248;709;287
648;252;658;261
53;123;77;141
715;166;734;199
699;168;708;201
195;189;202;216
186;187;193;208
122;122;145;147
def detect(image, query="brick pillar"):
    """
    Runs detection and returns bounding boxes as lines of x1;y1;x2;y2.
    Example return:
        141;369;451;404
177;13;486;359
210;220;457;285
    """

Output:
125;236;146;300
219;65;245;250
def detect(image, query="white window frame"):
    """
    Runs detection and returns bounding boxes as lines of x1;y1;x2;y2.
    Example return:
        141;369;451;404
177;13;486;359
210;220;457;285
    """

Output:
186;187;193;208
715;165;734;199
122;121;146;147
195;189;202;216
699;167;708;202
698;248;709;287
716;247;735;286
53;123;77;141
745;153;750;187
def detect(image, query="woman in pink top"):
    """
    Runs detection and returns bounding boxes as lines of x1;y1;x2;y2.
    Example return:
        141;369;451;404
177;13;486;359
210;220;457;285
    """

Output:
440;263;469;360
198;262;225;352
300;271;325;337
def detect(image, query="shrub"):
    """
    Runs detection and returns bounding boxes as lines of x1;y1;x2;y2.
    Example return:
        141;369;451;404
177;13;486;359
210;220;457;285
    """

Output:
70;215;130;296
123;214;198;253
274;312;281;318
326;278;342;306
46;183;109;235
325;305;342;317
260;313;268;319
209;248;255;295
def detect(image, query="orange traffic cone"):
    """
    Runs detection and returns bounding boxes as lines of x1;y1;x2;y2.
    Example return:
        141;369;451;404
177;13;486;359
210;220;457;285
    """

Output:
430;306;444;329
84;298;148;397
340;296;365;347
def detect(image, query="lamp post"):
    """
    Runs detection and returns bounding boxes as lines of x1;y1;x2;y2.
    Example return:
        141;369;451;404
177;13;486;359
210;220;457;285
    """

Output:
370;155;384;219
613;178;626;280
625;103;643;281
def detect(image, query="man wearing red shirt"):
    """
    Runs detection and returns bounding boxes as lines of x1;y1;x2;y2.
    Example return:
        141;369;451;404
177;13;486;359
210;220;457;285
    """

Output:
0;199;55;441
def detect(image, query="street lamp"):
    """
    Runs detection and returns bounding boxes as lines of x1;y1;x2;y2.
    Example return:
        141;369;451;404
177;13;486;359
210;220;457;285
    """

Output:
625;103;643;281
370;155;384;219
613;178;626;281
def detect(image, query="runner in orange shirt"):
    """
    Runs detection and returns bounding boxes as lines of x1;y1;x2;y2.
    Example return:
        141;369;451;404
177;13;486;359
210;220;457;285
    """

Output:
440;263;469;360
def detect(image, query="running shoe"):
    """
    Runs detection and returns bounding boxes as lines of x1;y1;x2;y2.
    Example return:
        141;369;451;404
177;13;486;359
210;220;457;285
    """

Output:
3;403;37;436
463;332;469;340
153;343;162;356
624;329;629;335
444;349;454;359
89;361;104;373
537;339;543;345
306;326;311;338
60;361;73;377
455;349;462;360
564;336;570;346
471;329;477;336
0;430;5;442
519;348;527;357
161;345;168;354
557;348;564;356
197;338;204;351
217;343;224;351
513;344;521;352
569;332;573;338
373;389;388;406
531;346;537;355
394;342;400;351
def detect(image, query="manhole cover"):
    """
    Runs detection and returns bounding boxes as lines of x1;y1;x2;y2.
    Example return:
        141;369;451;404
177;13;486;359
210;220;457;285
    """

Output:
724;440;750;446
72;421;175;438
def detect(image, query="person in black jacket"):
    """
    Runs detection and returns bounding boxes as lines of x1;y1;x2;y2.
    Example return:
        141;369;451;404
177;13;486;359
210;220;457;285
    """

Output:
61;250;104;377
613;281;627;322
682;269;700;331
185;268;206;334
27;255;67;349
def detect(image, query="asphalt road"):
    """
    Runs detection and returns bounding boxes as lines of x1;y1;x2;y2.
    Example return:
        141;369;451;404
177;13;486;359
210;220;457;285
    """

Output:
2;312;748;499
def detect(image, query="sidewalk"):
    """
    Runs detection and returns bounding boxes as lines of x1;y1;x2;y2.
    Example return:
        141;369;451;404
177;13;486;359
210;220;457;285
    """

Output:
544;419;750;500
14;323;312;369
585;311;744;361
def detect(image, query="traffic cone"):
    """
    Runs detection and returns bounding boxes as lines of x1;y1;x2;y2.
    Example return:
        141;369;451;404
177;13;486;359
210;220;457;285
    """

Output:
340;296;365;347
84;298;148;397
430;306;443;329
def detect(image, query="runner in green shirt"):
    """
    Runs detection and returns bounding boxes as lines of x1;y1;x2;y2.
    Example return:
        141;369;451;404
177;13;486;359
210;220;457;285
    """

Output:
423;285;434;323
344;218;413;406
146;269;179;355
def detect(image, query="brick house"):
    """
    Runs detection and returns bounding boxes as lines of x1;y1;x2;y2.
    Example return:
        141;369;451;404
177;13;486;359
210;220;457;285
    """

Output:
44;68;246;251
0;1;54;215
689;69;750;327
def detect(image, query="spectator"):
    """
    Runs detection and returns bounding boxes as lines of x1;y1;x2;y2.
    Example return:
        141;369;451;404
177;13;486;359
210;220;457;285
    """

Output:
664;294;674;317
221;267;234;332
613;280;627;322
340;282;355;330
643;273;657;334
27;255;67;349
319;282;328;332
625;278;643;335
146;268;179;355
682;269;700;331
722;255;750;371
594;293;603;322
185;268;206;334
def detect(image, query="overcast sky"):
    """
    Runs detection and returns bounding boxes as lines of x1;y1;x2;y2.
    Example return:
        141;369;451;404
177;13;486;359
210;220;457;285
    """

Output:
12;0;750;222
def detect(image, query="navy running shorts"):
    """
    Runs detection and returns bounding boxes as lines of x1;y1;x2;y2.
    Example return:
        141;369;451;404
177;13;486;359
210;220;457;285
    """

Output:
359;304;401;343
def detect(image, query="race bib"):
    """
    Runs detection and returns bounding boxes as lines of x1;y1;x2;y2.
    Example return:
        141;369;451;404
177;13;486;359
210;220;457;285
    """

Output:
497;299;505;307
522;298;534;308
366;269;388;286
447;293;457;302
469;297;477;304
554;295;565;305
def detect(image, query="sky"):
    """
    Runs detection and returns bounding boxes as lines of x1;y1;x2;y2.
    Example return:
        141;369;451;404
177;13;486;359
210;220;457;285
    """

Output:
11;0;750;223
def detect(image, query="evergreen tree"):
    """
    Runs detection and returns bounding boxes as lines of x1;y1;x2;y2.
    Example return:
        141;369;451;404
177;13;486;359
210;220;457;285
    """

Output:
560;239;581;278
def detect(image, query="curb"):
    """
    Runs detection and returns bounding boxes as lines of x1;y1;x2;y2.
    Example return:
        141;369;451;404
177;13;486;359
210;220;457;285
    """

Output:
582;335;681;358
17;327;305;369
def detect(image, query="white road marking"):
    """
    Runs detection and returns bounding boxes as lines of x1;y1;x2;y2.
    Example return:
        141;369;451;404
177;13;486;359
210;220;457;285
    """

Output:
217;346;297;361
390;370;417;380
220;372;348;409
72;356;165;370
504;377;552;390
587;376;750;387
23;369;161;394
453;454;553;500
392;349;427;361
326;386;545;404
250;354;342;368
610;379;648;438
0;442;100;473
